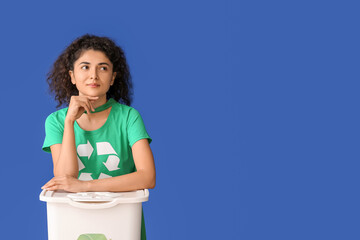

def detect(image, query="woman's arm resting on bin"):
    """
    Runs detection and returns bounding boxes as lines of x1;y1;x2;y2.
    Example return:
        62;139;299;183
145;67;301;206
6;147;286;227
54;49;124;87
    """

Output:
42;139;155;192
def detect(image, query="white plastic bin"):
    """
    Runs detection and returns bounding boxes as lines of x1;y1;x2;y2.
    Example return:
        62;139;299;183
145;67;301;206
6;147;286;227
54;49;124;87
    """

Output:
39;189;149;240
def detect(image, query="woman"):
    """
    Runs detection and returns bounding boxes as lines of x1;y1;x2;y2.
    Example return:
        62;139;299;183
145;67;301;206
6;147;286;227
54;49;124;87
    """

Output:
41;34;155;239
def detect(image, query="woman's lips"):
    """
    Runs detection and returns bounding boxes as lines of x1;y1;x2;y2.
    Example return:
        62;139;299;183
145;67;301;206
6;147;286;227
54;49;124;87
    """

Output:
88;84;99;88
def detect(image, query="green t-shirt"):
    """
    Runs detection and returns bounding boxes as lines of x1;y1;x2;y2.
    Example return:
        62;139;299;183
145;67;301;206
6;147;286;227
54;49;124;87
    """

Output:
42;98;151;240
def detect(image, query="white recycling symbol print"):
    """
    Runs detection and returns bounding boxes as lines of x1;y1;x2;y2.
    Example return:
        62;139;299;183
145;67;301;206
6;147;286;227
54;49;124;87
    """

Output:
77;141;120;181
78;173;93;181
77;156;85;171
97;142;120;171
77;140;93;159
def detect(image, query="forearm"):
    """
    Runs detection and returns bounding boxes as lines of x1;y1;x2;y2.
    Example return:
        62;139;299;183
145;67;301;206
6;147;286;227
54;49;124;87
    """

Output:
54;118;78;177
86;170;156;192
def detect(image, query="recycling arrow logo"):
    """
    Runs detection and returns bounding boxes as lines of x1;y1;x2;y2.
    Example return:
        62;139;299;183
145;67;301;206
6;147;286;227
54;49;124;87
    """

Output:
77;140;93;159
77;140;121;181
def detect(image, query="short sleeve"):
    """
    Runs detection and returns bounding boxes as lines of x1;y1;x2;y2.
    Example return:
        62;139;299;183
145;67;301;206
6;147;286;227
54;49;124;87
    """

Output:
127;108;152;148
42;113;64;153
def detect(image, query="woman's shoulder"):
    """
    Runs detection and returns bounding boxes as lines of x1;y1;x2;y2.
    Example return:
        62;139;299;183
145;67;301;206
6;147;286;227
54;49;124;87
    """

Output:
111;100;139;115
45;107;68;125
111;101;144;124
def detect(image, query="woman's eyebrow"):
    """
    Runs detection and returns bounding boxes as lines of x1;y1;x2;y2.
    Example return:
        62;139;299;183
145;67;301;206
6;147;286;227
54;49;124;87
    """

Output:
78;62;110;66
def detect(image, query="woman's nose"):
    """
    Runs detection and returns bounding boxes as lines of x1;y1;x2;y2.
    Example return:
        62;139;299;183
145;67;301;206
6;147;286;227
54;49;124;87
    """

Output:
90;68;99;79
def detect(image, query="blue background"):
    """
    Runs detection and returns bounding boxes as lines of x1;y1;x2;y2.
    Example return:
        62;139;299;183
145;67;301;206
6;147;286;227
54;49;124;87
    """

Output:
0;0;359;239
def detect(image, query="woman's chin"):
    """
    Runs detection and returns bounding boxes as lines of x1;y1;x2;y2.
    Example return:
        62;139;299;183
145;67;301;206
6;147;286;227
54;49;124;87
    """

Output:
78;91;105;98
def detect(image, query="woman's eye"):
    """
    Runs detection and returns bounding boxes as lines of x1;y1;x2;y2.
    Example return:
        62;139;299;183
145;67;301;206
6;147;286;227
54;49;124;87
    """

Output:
81;65;89;70
100;66;107;71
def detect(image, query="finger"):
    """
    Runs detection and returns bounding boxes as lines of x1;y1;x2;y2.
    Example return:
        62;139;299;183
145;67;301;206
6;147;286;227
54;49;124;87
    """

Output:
82;98;95;112
42;179;55;189
82;99;94;113
42;183;56;190
81;95;99;102
81;96;98;112
84;105;92;115
46;185;61;191
79;101;92;115
86;96;99;100
43;179;52;186
43;180;58;189
44;177;67;190
88;100;95;112
84;97;97;112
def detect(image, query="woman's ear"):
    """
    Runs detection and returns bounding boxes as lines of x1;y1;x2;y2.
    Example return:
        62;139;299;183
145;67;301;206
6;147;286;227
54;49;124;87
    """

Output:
111;72;117;86
69;70;76;84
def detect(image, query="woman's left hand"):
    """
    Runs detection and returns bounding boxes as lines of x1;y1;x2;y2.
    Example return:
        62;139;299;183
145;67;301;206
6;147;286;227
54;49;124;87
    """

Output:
42;176;89;192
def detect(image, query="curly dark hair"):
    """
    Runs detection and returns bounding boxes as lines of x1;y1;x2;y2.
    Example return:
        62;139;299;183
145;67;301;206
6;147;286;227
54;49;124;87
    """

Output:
47;34;133;108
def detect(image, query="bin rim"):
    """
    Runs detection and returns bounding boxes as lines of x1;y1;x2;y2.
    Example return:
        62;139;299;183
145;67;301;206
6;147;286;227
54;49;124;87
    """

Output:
39;189;149;209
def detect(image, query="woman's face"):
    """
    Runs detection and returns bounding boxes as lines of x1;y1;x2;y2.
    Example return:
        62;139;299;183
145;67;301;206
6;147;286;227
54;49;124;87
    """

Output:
69;49;116;98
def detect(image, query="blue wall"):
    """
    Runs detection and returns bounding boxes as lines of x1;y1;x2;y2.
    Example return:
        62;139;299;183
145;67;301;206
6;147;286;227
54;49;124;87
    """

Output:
0;0;359;239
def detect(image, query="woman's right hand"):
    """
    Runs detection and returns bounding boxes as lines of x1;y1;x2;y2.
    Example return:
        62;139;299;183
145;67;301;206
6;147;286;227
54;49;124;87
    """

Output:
65;96;99;122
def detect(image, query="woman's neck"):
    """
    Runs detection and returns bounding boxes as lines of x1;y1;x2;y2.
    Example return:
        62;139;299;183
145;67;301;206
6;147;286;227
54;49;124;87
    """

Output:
77;106;112;126
91;95;107;109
